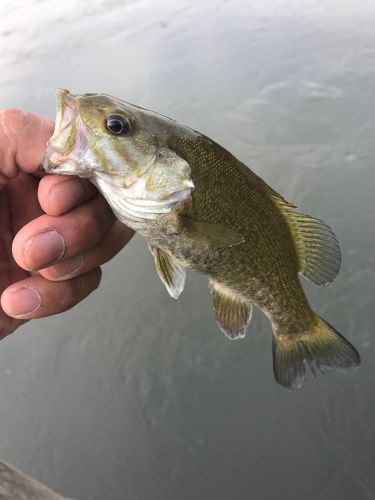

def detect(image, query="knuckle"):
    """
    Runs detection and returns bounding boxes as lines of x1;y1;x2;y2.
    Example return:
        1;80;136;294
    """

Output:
74;197;112;239
74;212;100;241
0;108;32;181
0;108;22;122
0;109;18;181
0;108;32;136
0;109;28;141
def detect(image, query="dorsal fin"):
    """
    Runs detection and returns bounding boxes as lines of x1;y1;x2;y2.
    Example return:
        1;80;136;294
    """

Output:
267;191;341;286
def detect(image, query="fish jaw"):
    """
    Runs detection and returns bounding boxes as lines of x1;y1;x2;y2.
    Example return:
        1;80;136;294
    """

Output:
92;172;193;229
43;89;195;227
43;89;95;178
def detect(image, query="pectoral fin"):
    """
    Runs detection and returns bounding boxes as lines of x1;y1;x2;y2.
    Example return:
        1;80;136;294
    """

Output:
209;281;252;340
153;247;186;299
181;216;244;248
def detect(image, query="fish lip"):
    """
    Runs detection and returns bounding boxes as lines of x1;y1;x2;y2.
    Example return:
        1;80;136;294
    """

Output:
41;155;84;176
44;89;92;173
46;89;79;155
51;89;75;133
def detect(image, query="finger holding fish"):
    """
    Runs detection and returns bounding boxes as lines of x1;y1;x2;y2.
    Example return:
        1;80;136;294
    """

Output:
38;174;98;216
12;195;116;272
0;109;134;337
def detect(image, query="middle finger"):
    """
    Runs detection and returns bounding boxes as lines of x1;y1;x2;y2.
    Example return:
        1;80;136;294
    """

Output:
12;195;115;271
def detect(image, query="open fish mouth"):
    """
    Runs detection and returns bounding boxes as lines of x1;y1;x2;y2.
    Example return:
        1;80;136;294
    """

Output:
48;89;79;155
42;89;91;176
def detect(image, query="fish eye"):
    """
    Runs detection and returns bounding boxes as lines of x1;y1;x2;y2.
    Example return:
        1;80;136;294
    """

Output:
105;115;131;135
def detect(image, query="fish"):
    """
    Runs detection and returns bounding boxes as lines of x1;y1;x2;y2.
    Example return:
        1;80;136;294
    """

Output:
42;89;360;390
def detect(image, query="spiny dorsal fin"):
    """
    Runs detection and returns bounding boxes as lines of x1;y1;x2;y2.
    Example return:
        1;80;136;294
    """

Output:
153;247;186;299
209;281;252;340
268;192;341;286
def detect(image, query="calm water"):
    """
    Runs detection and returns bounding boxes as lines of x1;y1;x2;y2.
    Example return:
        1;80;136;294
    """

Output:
1;0;375;498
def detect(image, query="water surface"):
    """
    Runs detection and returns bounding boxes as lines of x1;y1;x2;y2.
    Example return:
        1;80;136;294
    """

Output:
0;1;374;499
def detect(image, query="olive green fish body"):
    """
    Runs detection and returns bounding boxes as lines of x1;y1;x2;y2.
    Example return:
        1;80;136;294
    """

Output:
144;134;313;333
43;90;360;389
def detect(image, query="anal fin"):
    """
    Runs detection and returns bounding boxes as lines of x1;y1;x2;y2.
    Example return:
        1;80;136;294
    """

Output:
209;281;252;340
153;247;186;299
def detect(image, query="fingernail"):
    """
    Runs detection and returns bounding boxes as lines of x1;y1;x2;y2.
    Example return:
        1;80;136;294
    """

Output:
6;287;42;318
24;230;66;270
47;254;84;280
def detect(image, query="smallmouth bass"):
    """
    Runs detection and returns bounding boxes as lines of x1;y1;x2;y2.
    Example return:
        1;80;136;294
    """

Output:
42;89;360;390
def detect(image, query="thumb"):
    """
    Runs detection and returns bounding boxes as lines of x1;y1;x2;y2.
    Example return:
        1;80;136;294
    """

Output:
0;109;54;184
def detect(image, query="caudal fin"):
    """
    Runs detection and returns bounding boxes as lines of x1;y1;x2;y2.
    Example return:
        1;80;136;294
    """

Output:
272;316;360;390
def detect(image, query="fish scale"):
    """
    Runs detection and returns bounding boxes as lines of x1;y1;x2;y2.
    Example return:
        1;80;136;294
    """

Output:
42;89;360;390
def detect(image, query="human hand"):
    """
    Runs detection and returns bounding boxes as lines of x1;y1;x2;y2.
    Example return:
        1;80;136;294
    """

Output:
0;109;134;338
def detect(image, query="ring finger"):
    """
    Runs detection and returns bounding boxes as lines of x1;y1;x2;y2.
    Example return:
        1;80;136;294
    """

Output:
38;220;134;281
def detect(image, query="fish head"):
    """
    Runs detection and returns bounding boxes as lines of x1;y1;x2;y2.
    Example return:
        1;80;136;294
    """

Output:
44;89;160;186
43;89;195;224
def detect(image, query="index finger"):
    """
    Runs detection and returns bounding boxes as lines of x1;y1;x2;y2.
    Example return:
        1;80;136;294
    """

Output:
0;109;54;183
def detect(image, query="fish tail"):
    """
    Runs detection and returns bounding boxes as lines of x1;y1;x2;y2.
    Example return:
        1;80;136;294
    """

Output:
272;315;360;390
